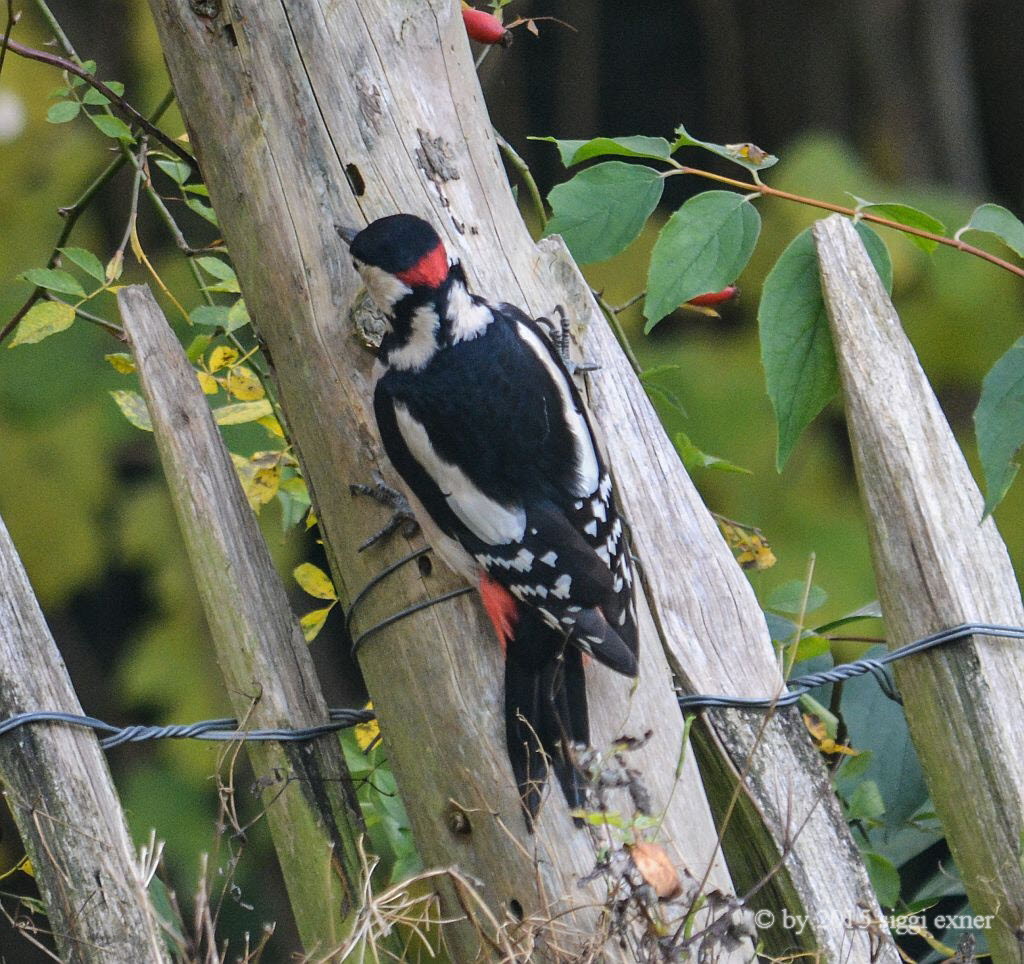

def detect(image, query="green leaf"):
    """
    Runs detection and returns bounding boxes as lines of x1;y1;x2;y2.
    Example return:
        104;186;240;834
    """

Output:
961;203;1024;259
89;113;134;141
644;190;760;331
190;305;231;328
20;267;86;299
213;399;273;425
196;257;236;281
862;852;900;907
109;389;153;431
671;122;778;172
767;579;827;614
975;336;1024;515
531;134;672;167
46;100;81;124
154;158;192;185
8;301;77;348
225;298;251;332
851;197;945;252
847;780;886;822
833;749;874;794
186;334;213;363
82;81;124;106
59;247;106;282
544;162;664;264
186;197;219;226
791;634;830;663
673;431;750;474
759;223;891;470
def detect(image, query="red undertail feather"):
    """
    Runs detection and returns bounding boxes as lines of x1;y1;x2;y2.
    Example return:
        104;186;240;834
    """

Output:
396;241;448;288
479;574;519;653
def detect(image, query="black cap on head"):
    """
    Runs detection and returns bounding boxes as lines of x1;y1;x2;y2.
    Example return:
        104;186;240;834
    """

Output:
348;214;442;274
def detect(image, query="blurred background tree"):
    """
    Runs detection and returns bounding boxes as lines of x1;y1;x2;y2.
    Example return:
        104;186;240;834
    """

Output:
0;0;1021;959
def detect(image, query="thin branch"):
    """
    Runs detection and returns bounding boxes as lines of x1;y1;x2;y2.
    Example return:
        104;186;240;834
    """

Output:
611;290;645;313
594;292;644;376
47;295;124;339
495;131;548;232
0;89;176;346
0;0;15;79
0;36;197;170
30;0;79;60
665;165;1024;280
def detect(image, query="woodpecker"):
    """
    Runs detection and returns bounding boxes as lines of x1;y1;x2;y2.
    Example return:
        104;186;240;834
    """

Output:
342;213;639;823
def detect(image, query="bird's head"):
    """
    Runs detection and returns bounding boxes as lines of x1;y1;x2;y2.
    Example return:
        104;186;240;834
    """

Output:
340;214;451;316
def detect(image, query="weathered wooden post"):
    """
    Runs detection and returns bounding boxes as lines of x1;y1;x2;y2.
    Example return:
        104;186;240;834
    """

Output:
143;0;895;959
117;284;378;957
0;512;169;963
815;213;1024;962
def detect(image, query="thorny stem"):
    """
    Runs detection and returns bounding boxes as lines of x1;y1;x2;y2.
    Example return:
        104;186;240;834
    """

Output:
0;36;196;170
0;90;176;346
30;0;79;60
664;164;1024;280
0;0;15;79
496;131;548;232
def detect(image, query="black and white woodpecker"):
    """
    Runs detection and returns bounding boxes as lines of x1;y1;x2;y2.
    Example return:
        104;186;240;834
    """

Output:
341;213;639;823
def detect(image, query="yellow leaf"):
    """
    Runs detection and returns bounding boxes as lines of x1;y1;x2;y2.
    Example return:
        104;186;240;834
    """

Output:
109;389;153;431
231;452;281;508
300;605;333;642
225;365;265;401
213;399;273;425
0;855;32;881
196;370;219;395
208;345;239;372
257;415;284;438
354;703;380;750
305;508;318;529
294;562;336;600
104;352;136;374
9;301;77;348
105;251;123;282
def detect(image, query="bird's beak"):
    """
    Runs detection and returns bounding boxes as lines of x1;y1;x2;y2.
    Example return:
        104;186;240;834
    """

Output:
337;224;360;246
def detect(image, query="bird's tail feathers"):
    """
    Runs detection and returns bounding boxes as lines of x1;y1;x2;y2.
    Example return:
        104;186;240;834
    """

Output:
569;607;638;677
505;616;590;828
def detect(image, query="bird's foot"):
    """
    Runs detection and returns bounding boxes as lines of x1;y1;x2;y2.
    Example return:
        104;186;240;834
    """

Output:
349;473;420;550
537;305;600;376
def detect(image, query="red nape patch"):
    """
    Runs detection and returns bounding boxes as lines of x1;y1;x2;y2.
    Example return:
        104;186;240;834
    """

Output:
479;575;519;654
396;241;449;289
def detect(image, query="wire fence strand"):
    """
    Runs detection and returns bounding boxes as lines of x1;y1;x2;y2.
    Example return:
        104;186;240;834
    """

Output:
0;623;1018;748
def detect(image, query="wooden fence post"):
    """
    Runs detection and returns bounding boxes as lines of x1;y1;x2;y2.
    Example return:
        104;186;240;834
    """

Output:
143;3;742;959
815;213;1024;961
117;284;377;958
0;512;169;963
144;0;894;959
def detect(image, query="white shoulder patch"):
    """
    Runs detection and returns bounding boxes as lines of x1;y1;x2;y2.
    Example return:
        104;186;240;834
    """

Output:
393;402;526;545
446;278;493;344
515;321;600;497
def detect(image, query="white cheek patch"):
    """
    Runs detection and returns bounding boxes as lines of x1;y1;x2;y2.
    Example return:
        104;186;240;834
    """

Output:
394;402;526;545
360;263;413;313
